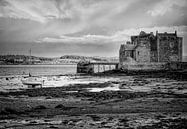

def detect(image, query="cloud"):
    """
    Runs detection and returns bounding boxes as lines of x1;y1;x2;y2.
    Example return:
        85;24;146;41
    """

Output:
0;0;187;57
0;0;85;23
0;0;186;27
35;34;129;44
0;0;140;27
36;25;187;44
119;25;187;35
147;0;187;16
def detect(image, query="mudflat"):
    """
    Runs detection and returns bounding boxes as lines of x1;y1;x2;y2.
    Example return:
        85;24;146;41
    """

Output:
0;71;187;129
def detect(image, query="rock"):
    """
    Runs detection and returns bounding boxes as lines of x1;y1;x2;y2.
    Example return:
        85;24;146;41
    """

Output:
34;105;47;110
1;107;19;115
45;96;53;99
55;104;75;111
87;115;101;121
55;104;66;109
47;125;59;128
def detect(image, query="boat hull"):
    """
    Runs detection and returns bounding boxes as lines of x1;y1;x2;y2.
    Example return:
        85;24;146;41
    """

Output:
21;80;43;88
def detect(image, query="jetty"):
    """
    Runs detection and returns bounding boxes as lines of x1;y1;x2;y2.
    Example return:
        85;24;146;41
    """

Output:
77;61;118;74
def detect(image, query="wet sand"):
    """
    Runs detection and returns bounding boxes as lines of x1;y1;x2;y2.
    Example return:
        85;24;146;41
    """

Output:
0;71;187;129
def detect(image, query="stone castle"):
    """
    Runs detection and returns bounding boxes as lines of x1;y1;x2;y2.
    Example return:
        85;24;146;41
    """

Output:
119;31;183;67
77;30;184;73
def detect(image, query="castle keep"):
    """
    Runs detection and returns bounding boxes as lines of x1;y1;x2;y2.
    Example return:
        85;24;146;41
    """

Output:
119;31;183;68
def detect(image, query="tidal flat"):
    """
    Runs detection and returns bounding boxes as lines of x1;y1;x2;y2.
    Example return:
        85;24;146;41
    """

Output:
0;71;187;129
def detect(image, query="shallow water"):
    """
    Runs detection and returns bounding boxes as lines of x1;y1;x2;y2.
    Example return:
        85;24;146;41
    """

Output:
0;65;77;76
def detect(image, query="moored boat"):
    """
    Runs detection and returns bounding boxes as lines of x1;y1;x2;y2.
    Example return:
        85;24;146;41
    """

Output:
21;78;44;88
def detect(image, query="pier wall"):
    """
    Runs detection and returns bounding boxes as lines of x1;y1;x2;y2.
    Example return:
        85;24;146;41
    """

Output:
77;62;118;74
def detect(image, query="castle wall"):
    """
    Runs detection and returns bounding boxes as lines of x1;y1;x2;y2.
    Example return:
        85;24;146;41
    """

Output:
119;44;135;66
121;62;167;70
119;45;126;66
150;51;158;62
135;46;150;62
158;35;182;62
150;36;158;62
178;37;183;62
132;32;152;63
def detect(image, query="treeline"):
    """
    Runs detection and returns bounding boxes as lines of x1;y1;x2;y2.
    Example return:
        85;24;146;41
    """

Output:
60;55;107;62
0;55;53;64
0;55;53;61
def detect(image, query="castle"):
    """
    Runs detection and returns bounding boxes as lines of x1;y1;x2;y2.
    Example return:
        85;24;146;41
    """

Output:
119;31;183;67
77;31;184;73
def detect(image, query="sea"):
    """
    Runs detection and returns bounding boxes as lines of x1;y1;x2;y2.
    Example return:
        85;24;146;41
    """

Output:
0;65;77;76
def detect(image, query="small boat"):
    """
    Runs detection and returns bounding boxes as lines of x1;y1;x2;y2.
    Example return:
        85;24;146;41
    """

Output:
21;79;44;88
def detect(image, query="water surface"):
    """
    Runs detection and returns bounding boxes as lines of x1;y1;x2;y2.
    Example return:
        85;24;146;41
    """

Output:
0;65;77;76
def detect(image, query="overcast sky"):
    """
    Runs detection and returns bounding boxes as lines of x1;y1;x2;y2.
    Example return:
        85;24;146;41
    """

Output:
0;0;187;57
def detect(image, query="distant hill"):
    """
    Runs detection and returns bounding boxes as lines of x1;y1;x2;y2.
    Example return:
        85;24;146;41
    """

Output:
60;55;106;62
0;54;119;65
0;55;52;61
0;55;53;65
60;55;92;60
60;55;119;63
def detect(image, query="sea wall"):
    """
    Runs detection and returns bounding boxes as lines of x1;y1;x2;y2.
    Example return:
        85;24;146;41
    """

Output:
120;62;187;71
93;65;116;73
77;61;187;74
167;62;187;70
120;62;167;71
77;63;94;74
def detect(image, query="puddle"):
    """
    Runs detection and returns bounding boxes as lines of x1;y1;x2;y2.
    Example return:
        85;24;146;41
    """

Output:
87;84;120;92
86;84;152;92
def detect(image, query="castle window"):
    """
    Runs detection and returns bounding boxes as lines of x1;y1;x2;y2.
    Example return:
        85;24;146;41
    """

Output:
170;42;175;48
138;51;140;55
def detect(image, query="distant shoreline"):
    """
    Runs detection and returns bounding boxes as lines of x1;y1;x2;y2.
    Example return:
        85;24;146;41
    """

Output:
0;64;77;66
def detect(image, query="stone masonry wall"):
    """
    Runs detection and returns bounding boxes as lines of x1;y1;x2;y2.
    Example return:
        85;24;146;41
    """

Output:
119;45;126;66
121;62;167;70
135;46;150;62
158;35;181;62
150;51;158;62
178;37;183;62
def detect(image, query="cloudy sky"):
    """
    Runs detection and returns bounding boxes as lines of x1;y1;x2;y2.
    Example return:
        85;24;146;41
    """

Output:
0;0;187;57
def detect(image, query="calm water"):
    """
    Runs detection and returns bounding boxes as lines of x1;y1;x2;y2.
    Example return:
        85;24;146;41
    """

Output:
0;65;77;76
